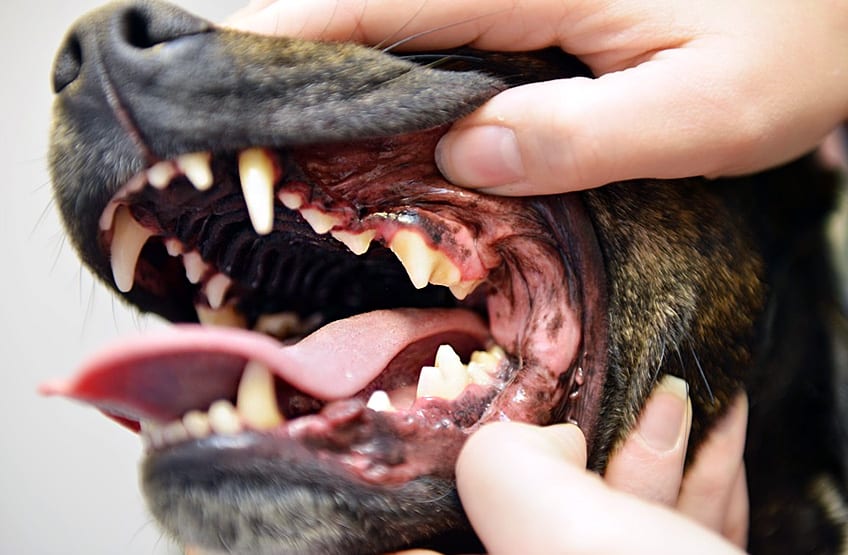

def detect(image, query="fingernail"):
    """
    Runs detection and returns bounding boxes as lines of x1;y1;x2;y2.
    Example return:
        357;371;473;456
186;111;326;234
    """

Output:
436;125;525;188
637;375;690;452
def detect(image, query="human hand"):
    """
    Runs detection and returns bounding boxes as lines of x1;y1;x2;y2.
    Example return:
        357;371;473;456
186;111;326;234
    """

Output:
228;0;848;195
390;376;749;554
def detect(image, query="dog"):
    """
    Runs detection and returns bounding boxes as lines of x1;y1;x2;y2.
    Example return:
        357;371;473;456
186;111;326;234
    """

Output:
45;0;848;552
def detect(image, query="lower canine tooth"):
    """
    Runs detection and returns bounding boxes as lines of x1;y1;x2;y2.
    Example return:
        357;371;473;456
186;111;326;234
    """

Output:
111;206;153;293
236;361;284;430
208;400;242;435
177;152;214;191
238;148;276;235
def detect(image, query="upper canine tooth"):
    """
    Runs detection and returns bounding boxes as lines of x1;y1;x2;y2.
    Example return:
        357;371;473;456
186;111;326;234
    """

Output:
177;152;214;191
331;229;376;255
148;161;176;189
236;361;284;430
389;230;436;289
300;208;341;235
238;148;276;235
111;206;153;293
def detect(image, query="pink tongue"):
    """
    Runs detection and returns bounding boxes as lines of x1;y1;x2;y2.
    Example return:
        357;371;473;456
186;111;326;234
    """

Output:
41;308;488;422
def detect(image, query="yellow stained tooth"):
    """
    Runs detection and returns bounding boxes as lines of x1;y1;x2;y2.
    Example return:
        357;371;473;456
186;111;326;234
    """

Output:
238;148;276;235
111;206;153;293
449;280;481;301
467;362;494;385
366;390;395;412
208;400;242;435
434;344;462;371
195;304;247;328
331;229;376;255
389;229;436;289
236;361;284;430
148;161;176;189
177;152;214;191
182;410;212;438
254;312;302;338
300;208;341;235
429;255;462;287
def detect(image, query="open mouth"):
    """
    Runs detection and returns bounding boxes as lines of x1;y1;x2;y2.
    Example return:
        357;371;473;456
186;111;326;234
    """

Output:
45;123;605;484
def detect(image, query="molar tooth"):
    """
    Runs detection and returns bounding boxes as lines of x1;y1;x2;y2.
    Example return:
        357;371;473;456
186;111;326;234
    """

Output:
238;148;276;235
183;251;209;284
208;400;243;435
182;410;212;438
300;208;341;235
331;229;376;256
236;361;284;430
278;191;303;210
148;161;176;189
111;206;153;293
366;390;395;412
204;273;231;310
389;229;436;289
196;304;247;328
177;152;214;191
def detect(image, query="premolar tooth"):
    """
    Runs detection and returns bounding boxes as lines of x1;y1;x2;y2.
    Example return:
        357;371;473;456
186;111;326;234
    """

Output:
195;304;247;328
204;273;231;310
449;280;481;301
236;361;284;430
183;410;212;438
208;400;242;435
366;390;395;412
278;191;303;210
177;152;214;191
111;206;153;293
148;161;176;189
389;230;435;289
183;251;209;284
140;420;164;449
300;208;341;235
238;148;276;235
331;229;376;255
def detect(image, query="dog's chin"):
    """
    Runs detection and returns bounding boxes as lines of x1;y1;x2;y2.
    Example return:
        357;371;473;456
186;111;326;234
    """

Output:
44;127;609;553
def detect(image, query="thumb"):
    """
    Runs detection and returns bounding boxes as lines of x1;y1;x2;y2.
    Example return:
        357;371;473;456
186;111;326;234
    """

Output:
435;52;794;195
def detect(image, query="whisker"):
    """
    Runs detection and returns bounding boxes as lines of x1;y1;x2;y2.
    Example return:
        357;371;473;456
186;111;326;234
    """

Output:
380;8;510;53
689;343;714;402
31;197;56;237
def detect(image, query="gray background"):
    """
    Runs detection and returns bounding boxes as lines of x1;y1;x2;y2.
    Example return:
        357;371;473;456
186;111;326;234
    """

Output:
1;1;243;553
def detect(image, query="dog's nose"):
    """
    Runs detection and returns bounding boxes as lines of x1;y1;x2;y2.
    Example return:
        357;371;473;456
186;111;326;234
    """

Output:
52;0;210;93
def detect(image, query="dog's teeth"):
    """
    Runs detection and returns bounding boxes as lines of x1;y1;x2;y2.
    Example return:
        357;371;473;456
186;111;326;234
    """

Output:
182;410;212;439
236;361;284;430
389;230;436;289
111;206;153;293
148;161;176;189
140;420;164;449
183;251;209;284
204;273;231;310
208;400;243;435
278;191;303;210
164;238;183;257
300;208;341;235
162;421;190;444
449;280;481;301
177;152;214;191
238;148;276;235
366;390;395;412
416;345;473;400
331;229;376;255
467;346;505;385
196;304;247;328
254;312;303;338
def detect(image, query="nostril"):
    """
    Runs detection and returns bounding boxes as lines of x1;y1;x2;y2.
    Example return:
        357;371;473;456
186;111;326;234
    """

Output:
117;4;210;50
121;7;164;49
53;33;83;93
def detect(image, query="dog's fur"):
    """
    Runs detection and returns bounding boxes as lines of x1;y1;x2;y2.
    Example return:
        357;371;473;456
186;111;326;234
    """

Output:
50;1;848;553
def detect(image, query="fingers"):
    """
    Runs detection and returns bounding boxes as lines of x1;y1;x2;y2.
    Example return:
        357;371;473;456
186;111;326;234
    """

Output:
604;375;691;506
677;393;749;544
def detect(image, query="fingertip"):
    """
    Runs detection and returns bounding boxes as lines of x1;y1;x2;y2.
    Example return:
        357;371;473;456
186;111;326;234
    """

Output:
436;125;526;192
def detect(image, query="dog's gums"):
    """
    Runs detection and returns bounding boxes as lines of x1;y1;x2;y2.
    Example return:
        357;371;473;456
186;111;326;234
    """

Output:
45;0;848;553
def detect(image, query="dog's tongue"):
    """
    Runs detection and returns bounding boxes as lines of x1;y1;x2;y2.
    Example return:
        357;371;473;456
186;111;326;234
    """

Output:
41;308;488;423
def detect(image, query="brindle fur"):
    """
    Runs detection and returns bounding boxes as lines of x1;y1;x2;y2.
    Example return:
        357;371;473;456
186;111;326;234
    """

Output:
50;1;848;553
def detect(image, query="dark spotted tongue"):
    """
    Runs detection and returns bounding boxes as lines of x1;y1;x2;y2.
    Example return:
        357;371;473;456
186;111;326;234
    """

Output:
41;308;488;424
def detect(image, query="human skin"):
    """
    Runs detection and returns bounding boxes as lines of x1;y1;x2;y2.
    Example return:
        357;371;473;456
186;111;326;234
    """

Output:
228;0;848;196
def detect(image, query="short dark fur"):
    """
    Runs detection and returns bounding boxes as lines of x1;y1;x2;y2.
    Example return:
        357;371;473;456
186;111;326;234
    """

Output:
50;1;848;553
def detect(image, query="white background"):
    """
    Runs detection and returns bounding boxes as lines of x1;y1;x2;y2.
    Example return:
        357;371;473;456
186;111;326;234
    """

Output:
1;1;244;553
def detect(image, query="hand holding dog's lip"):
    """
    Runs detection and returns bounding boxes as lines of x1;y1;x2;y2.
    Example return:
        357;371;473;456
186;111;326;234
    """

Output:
229;0;848;194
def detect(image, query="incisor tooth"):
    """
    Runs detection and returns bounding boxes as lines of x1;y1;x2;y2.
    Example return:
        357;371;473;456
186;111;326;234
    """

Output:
236;361;284;430
148;161;176;189
183;410;212;438
204;273;231;310
389;230;435;289
278;191;303;210
238;148;276;235
366;390;394;412
183;251;209;284
162;421;189;444
331;229;376;255
195;304;247;328
300;208;341;235
177;152;214;191
164;238;183;257
208;400;242;435
111;206;153;293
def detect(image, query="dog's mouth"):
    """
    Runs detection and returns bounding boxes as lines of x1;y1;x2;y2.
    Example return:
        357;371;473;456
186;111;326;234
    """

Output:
45;123;606;484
